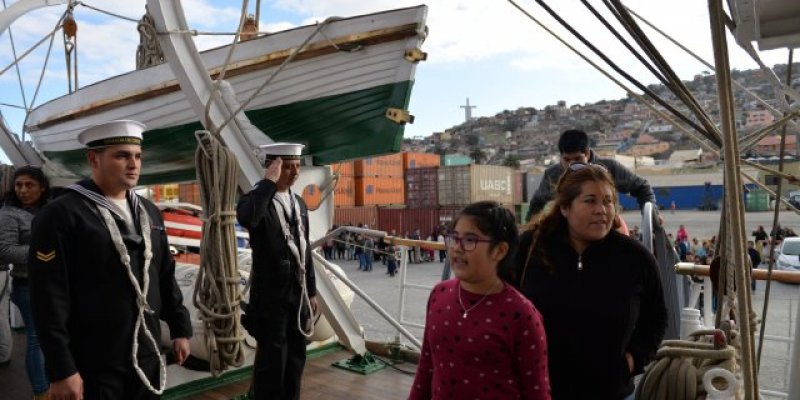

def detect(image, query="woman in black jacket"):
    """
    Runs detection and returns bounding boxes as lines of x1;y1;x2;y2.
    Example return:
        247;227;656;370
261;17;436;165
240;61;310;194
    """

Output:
514;162;667;400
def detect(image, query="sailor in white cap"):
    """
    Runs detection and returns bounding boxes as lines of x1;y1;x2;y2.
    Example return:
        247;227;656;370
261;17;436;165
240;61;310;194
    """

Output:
237;142;318;400
28;120;192;399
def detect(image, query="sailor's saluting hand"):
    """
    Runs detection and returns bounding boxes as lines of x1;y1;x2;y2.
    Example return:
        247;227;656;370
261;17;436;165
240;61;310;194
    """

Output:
264;157;282;183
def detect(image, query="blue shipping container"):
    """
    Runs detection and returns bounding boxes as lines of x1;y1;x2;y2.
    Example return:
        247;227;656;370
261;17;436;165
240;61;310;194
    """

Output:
617;184;756;211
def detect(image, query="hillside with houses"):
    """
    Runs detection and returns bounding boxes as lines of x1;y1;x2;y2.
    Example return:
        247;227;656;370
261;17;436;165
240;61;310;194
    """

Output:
404;63;800;174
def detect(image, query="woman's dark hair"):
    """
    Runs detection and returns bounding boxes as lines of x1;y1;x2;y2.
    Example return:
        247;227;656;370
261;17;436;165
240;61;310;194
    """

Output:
4;165;50;208
451;201;519;282
520;165;619;283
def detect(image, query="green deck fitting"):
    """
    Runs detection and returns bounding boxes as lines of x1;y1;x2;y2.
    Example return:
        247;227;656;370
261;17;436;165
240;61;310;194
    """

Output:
331;352;387;375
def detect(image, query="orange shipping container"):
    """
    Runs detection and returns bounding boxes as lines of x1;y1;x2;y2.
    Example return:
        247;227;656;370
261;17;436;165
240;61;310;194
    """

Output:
301;184;322;208
178;183;201;205
354;153;403;177
355;177;405;206
334;176;356;207
403;152;440;170
330;161;355;177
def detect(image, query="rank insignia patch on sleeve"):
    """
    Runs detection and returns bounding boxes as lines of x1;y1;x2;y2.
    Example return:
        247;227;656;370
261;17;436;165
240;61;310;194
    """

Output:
36;250;56;262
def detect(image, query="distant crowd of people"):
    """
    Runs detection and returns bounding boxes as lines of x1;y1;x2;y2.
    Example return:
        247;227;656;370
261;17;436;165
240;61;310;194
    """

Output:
321;225;448;277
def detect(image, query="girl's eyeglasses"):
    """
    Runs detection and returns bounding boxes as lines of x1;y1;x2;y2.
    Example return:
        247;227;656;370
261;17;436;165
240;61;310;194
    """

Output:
445;234;492;251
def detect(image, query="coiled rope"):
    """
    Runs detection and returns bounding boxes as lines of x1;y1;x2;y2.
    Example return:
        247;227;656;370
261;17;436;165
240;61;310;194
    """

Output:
636;327;741;400
193;131;246;376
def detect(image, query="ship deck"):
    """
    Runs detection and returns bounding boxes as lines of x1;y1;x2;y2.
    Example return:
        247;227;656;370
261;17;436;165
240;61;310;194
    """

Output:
0;331;416;400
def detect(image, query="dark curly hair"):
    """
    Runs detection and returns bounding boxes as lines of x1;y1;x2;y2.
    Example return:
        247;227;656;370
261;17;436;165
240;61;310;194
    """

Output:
519;164;619;284
4;165;50;208
451;201;519;282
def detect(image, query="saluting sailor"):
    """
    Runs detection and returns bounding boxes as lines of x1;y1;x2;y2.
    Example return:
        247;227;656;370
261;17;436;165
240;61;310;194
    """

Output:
28;120;192;400
236;143;318;400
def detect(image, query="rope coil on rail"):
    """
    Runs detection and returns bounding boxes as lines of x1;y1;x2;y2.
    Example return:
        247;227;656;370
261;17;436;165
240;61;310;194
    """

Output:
193;131;246;376
636;327;741;400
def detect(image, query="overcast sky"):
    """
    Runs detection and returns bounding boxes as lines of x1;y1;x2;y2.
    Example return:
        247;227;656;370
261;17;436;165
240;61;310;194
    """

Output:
0;0;792;163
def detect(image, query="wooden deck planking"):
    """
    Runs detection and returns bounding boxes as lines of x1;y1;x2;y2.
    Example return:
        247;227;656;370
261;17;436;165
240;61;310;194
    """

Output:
1;330;416;400
186;350;416;400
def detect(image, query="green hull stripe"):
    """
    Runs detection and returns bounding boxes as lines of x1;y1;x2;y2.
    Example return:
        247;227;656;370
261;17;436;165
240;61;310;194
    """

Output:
44;81;413;185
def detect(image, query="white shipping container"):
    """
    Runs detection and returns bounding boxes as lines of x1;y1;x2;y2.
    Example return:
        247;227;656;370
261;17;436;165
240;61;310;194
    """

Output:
438;165;515;206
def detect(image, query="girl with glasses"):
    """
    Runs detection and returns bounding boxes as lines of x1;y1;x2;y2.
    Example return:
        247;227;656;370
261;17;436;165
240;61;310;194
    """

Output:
409;201;550;400
514;163;667;400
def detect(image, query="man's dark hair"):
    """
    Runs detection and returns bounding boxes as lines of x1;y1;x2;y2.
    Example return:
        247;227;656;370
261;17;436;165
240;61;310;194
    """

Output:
557;129;590;154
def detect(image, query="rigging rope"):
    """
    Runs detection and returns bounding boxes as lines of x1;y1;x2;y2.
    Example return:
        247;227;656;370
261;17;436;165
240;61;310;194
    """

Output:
505;0;719;156
708;1;758;396
624;5;800;134
601;0;722;146
193;132;246;376
525;0;714;145
757;50;795;368
202;0;250;132
1;0;28;113
74;1;139;22
214;17;340;133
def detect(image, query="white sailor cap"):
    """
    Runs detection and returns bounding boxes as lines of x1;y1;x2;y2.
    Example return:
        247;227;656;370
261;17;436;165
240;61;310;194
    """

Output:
78;120;146;149
259;142;305;160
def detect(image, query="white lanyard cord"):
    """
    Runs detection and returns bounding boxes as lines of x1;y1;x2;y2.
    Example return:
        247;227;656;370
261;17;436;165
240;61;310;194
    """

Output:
98;205;167;395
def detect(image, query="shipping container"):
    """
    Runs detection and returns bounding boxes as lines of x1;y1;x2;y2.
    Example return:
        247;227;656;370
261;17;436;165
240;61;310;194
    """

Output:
334;176;356;208
437;204;515;228
524;173;543;203
619;184;741;211
405;167;439;209
403;152;440;170
746;189;769;212
301;184;322;208
333;206;378;229
441;154;472;167
354;153;403;177
150;184;180;202
377;208;442;237
438;165;515;206
513;171;524;204
331;161;355;177
355;176;405;206
178;182;201;205
437;206;463;228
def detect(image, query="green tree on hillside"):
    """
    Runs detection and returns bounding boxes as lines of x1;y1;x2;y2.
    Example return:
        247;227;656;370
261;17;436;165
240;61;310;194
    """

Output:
503;155;521;168
470;148;486;164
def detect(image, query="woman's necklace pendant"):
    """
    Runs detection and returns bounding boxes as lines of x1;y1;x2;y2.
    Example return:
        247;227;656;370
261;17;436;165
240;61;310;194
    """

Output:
462;312;468;319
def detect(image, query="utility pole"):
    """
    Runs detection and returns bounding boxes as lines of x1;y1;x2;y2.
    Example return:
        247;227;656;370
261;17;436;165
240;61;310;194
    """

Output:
460;97;476;122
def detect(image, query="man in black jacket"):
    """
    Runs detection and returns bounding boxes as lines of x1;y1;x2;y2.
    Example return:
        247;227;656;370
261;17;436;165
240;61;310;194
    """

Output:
237;143;318;400
28;120;192;399
526;129;656;222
